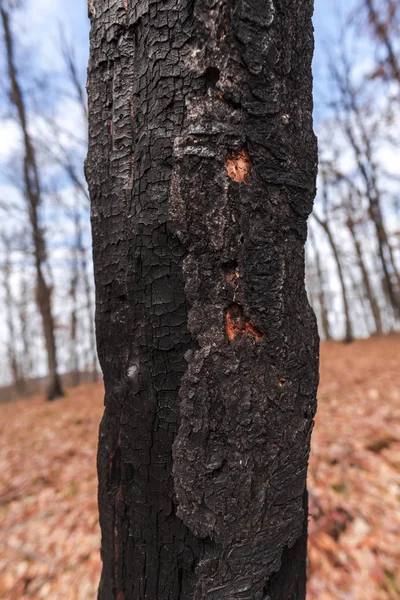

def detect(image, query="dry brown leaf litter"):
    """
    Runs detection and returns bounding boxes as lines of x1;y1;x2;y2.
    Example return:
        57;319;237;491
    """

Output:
0;336;399;598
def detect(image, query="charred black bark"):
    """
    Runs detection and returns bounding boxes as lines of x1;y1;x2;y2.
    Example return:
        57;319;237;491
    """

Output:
86;0;318;598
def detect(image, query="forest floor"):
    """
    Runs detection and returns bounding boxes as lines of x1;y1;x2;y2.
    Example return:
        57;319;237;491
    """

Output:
1;335;399;599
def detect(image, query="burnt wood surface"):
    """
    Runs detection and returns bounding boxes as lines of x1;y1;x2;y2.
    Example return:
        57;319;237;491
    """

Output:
86;0;319;597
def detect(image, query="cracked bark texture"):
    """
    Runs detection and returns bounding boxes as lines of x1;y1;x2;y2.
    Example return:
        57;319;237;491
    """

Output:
86;0;319;598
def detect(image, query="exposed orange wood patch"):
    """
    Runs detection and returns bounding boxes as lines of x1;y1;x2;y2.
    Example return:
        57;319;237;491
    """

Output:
225;303;263;342
226;149;251;184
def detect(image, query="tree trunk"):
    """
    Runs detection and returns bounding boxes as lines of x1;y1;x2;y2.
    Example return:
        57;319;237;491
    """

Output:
308;228;332;340
335;74;400;316
1;6;63;401
364;0;400;84
78;227;98;382
368;195;400;314
313;214;353;343
346;216;383;335
69;210;81;387
1;235;25;396
19;233;33;383
86;0;319;598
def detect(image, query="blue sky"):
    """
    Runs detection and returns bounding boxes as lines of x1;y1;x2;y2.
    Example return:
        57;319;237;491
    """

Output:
0;0;363;195
73;0;358;123
313;0;360;122
0;0;362;143
0;0;364;226
2;0;359;114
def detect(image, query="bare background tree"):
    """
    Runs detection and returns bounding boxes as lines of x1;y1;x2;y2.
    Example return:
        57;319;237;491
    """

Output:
0;3;97;401
306;0;400;341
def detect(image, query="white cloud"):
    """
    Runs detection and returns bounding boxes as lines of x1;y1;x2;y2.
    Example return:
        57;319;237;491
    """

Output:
0;120;22;161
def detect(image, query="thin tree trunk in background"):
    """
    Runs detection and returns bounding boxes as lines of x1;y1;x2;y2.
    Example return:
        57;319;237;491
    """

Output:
60;29;89;122
69;210;81;387
19;259;33;383
16;229;33;382
364;0;400;84
1;7;63;401
308;228;332;340
75;206;98;382
346;215;383;335
1;236;25;395
83;258;98;382
77;222;98;381
347;261;371;336
313;213;353;343
332;59;400;315
368;195;400;311
86;0;318;597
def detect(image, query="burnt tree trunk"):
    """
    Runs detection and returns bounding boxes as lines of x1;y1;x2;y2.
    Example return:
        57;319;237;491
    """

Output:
86;0;319;598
